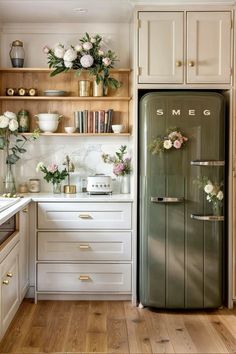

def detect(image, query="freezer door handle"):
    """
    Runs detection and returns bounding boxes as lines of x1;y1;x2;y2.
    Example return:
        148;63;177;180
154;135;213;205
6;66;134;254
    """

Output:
191;160;225;166
151;197;184;203
191;214;224;221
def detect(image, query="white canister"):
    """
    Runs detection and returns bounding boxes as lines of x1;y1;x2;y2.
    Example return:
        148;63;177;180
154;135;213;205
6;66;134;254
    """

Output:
28;179;40;193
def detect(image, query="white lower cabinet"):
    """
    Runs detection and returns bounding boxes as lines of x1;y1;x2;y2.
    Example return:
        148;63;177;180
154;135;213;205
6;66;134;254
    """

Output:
36;202;133;300
0;242;20;338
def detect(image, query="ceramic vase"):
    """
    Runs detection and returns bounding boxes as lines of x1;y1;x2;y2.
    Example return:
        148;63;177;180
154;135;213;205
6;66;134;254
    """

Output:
120;175;130;194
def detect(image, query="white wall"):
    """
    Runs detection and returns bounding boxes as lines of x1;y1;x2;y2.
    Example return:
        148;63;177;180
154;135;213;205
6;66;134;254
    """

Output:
0;22;131;193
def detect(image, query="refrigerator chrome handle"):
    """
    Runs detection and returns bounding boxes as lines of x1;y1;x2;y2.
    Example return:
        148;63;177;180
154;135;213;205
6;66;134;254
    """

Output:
191;214;224;221
191;160;225;166
151;197;184;203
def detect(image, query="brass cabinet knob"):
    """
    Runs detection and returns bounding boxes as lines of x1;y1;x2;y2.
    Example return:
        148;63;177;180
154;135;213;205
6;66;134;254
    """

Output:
188;61;195;67
22;208;28;213
79;275;90;281
176;61;182;67
2;280;9;285
79;244;90;249
7;272;13;278
79;214;92;219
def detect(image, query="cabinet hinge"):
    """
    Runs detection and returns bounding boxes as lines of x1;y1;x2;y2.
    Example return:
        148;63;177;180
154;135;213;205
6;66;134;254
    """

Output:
138;19;141;29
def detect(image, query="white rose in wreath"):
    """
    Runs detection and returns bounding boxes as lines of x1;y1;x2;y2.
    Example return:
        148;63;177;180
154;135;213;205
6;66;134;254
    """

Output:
102;57;112;67
80;54;94;68
204;183;214;194
163;139;172;150
0;115;9;128
64;60;73;68
217;191;224;200
63;48;77;62
83;42;93;51
8;118;19;132
54;45;65;59
74;44;82;52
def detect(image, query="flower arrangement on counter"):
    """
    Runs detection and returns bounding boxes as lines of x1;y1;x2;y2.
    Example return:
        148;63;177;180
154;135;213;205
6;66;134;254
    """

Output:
149;127;188;155
102;145;132;176
0;111;39;165
36;162;68;186
43;32;121;91
194;176;224;215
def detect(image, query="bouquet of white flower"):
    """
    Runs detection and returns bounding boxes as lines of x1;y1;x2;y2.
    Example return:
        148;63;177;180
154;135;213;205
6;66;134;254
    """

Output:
43;33;121;92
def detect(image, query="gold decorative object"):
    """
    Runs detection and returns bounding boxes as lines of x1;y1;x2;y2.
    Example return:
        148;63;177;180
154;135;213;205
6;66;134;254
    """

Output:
93;81;103;96
78;80;91;97
63;155;76;194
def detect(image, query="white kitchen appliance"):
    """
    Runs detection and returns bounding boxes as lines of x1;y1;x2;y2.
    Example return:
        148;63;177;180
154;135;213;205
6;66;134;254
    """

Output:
87;174;112;195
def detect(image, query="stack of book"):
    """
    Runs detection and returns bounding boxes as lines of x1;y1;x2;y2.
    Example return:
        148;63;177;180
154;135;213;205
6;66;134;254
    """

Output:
74;109;114;133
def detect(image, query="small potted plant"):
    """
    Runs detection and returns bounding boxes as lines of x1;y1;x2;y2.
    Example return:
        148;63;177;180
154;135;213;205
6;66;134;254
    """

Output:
36;162;68;193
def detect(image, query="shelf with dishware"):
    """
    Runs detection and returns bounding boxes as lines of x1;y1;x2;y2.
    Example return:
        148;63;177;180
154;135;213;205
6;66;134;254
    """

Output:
0;67;132;135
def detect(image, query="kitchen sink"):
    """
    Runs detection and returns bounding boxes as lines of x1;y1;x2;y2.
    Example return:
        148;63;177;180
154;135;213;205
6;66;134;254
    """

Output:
0;197;21;213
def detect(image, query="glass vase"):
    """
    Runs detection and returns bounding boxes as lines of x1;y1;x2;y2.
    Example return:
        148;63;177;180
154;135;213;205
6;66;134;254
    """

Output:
212;203;222;216
52;182;61;194
119;175;130;194
3;164;16;195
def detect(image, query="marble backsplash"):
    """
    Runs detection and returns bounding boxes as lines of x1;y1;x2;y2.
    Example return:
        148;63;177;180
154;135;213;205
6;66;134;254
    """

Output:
0;136;132;194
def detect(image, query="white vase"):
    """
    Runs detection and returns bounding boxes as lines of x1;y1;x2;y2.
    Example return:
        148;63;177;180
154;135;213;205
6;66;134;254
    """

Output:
120;175;130;194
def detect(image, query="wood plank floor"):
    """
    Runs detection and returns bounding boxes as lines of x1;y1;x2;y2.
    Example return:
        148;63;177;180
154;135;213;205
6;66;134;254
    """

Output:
1;300;236;354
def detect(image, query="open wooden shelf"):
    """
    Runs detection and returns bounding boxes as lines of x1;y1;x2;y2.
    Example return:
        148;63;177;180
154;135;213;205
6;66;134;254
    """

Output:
23;132;130;136
0;68;131;73
0;96;132;101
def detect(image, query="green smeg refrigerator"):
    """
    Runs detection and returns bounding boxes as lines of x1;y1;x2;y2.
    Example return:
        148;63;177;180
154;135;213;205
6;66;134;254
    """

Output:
139;91;226;309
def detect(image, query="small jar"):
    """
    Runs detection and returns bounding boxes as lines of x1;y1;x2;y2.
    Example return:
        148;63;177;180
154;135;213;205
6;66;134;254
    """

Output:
28;179;40;193
18;182;28;193
17;109;29;132
9;40;25;68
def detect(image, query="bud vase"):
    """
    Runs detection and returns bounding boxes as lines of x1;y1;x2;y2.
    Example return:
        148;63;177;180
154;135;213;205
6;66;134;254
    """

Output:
212;203;222;216
119;175;130;194
3;164;16;195
53;182;61;194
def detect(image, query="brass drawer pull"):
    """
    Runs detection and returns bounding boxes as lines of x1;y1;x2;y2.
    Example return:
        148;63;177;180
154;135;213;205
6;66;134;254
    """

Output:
79;244;90;249
79;214;92;219
79;275;90;281
7;272;13;278
2;280;9;285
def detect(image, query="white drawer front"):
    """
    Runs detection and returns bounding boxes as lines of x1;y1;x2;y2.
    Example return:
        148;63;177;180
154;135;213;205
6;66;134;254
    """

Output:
38;202;131;230
37;263;131;292
37;231;132;261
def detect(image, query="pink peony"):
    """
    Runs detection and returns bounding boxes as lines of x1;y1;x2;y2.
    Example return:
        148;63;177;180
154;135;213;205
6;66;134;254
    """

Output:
43;45;50;54
102;57;112;67
113;163;125;176
47;163;58;173
80;54;94;68
173;140;182;149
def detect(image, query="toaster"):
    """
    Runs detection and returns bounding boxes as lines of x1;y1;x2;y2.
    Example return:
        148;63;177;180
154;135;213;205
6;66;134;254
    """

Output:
87;174;112;195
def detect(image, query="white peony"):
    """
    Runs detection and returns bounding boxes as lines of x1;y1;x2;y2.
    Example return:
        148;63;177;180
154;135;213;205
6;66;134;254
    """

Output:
163;139;172;150
0;115;9;128
64;60;73;68
80;54;94;68
8;118;18;131
217;191;224;200
4;111;17;120
102;57;112;67
90;37;96;43
98;49;104;56
204;183;214;194
36;161;44;172
63;48;77;62
206;195;211;201
54;45;65;59
83;42;93;51
74;44;82;52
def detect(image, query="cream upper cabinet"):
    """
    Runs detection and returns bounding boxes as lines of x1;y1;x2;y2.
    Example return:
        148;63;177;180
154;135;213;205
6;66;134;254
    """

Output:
186;12;231;83
138;11;232;84
138;12;184;83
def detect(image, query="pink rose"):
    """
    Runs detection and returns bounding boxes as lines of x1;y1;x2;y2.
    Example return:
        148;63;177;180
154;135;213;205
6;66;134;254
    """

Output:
102;57;112;67
43;45;50;54
173;140;182;149
47;163;58;173
113;163;125;176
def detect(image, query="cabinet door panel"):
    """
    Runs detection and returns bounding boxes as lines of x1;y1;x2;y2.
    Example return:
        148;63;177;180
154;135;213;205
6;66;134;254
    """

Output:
139;12;184;83
187;12;231;83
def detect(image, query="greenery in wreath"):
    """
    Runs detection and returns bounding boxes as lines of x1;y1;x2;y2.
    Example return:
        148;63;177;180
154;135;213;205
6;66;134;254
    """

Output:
149;127;188;155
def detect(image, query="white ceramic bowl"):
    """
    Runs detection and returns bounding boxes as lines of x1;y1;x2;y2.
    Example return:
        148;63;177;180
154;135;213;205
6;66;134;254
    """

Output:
112;124;124;134
35;113;62;121
64;126;76;134
38;120;59;133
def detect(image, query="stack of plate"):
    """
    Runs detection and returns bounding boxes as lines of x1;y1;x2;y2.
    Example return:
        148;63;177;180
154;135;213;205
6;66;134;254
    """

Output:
43;90;66;96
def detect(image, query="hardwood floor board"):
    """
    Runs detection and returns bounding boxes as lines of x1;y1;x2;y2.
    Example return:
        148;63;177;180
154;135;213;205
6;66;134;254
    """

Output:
216;307;236;339
141;308;175;353
64;301;89;353
87;301;108;333
85;332;108;353
107;318;129;353
162;312;198;353
107;301;127;320
124;302;152;353
206;311;236;353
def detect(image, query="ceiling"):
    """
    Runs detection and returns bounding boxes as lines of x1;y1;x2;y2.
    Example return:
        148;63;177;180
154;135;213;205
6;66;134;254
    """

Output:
0;0;235;23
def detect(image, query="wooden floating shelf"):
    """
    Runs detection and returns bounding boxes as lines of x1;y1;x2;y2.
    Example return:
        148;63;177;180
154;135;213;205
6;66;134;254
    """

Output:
23;133;130;137
0;67;131;73
0;96;131;101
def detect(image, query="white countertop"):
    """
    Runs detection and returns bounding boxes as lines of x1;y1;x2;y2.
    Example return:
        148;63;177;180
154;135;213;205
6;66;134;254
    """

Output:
0;193;133;225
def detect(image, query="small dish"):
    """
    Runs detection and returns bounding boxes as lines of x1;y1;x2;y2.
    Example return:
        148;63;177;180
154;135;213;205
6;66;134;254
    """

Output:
44;90;66;96
112;124;124;134
64;126;76;134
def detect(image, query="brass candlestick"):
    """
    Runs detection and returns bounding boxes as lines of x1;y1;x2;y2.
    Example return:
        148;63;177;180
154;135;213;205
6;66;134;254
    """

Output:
63;155;76;194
